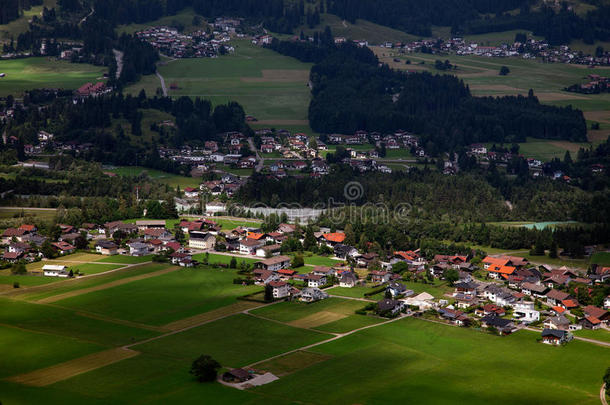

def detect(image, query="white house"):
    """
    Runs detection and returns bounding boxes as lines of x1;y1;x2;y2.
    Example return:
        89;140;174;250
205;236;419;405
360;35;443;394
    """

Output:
300;287;328;302
188;233;216;250
256;255;292;272
604;295;610;310
269;281;290;299
128;242;150;256
512;300;540;323
306;274;327;288
339;272;357;288
240;239;265;255
43;265;69;277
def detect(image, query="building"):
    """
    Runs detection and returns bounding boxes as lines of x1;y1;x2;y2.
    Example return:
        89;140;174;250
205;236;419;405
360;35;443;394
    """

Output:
135;220;166;231
300;287;328;302
377;299;404;315
256;244;281;258
541;329;570;345
256;256;292;272
188;232;216;250
52;241;76;255
128;242;150;256
339;272;357;288
42;265;69;277
239;238;265;255
305;274;327;288
512;300;540;323
95;240;118;255
269;281;290;299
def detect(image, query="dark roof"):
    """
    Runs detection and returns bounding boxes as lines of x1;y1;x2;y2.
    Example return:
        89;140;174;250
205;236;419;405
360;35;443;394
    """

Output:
481;315;512;328
541;328;567;338
377;299;400;311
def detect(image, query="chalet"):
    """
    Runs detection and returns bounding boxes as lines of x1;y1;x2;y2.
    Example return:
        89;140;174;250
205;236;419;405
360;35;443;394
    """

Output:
239;238;265;255
2;251;24;263
2;228;27;243
480;304;506;317
128;242;150;257
357;252;379;268
582;305;610;324
169;252;192;265
142;228;173;241
543;274;571;289
256;255;292;272
269;281;290;299
483;285;515;306
256;244;282;258
95;240;118;255
541;329;569;345
277;269;297;281
387;281;407;297
580;316;602;330
545;289;571;306
544;315;571;331
52;241;76;255
105;221;138;235
339;272;357;288
604;296;610;310
319;232;346;247
305;274;327;288
377;299;404;315
438;308;470;326
300;287;328;302
253;269;279;285
42;264;69;277
188;231;215;249
333;244;358;260
370;271;392;284
19;224;37;233
454;281;478;296
520;282;548;298
135;220;166;231
184;187;199;198
480;315;515;334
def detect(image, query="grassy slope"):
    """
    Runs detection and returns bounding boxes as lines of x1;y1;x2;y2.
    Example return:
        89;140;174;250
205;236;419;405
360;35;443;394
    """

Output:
0;0;57;41
0;58;106;97
125;40;313;123
256;318;608;404
52;267;261;325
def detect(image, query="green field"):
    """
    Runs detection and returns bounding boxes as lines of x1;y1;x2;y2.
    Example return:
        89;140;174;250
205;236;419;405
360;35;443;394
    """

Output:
254;318;609;404
211;217;262;230
107;166;201;189
0;297;159;346
0;325;103;379
0;58;106;97
69;263;124;276
590;251;610;266
53;267;261;325
95;255;152;264
0;207;57;220
191;252;259;266
0;0;57;41
126;40;313;124
574;328;610;344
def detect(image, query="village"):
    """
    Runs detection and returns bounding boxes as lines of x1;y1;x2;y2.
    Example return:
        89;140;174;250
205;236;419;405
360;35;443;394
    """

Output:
2;214;609;350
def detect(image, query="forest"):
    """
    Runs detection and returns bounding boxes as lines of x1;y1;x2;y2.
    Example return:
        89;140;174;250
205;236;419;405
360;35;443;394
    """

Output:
0;92;250;170
0;0;42;25
293;41;587;153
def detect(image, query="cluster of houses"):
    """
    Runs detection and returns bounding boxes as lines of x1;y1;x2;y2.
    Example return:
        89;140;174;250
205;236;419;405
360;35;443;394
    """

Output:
136;26;232;58
564;74;610;94
1;223;78;263
387;37;610;66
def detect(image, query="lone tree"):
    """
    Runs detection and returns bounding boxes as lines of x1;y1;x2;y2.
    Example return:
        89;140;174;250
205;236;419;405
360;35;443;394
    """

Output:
499;66;510;76
190;355;221;382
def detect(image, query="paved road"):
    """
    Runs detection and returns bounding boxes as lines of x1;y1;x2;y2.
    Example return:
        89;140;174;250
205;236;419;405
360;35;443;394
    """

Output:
248;138;263;172
156;71;167;96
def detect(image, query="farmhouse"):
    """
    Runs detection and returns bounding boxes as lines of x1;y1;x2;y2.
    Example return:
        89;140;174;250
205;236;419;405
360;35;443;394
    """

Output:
256;256;291;272
339;272;357;288
135;220;166;230
253;269;279;285
269;281;290;299
541;329;570;345
42;265;69;277
582;305;610;324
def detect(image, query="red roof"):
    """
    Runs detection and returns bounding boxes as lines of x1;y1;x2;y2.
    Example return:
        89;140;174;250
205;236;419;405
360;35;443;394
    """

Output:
561;299;579;308
322;232;345;243
165;242;181;251
19;224;36;232
552;306;566;313
247;232;265;240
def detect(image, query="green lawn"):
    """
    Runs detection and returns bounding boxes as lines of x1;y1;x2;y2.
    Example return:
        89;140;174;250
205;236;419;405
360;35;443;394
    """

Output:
0;58;106;97
255;318;609;404
53;267;261;325
0;0;57;40
192;252;259;266
125;40;313;124
330;286;384;300
0;297;159;346
69;263;124;276
0;325;103;378
211;217;262;230
573;328;610;344
133;313;330;367
0;207;57;220
251;297;370;325
590;251;610;266
96;255;152;264
0;274;60;287
14;262;171;302
107;166;201;189
302;254;343;266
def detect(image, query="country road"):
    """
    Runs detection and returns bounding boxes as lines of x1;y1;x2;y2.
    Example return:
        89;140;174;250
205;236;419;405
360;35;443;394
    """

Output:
156;71;167;96
248;137;264;172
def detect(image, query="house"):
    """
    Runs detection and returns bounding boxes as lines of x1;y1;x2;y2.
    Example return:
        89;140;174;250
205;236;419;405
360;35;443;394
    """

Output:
545;289;571;306
387;281;407;297
170;252;192;265
604;295;610;310
370;271;392;284
3;251;24;263
580;316;602;330
454;281;478;296
105;221;138;235
483;285;515;306
256;255;292;272
541;329;570;345
300;287;328;302
277;223;296;234
319;232;346;247
135;220;166;231
305;274;327;288
480;315;515;334
52;241;76;255
256;244;281;258
357;252;379;268
377;299;404;315
253;269;279;285
188;232;216;250
128;242;150;257
2;228;27;243
512;300;540;323
95;240;118;255
222;368;252;383
339;272;357;288
43;264;69;277
269;281;290;299
402;292;435;310
582;305;610;324
142;228;173;241
333;244;358;260
239;238;265;255
184;187;199;198
520;282;548;298
438;308;470;326
480;304;506;317
544;315;571;331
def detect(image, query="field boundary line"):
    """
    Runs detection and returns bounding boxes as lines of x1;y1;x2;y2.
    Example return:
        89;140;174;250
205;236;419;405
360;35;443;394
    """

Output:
162;301;261;331
35;265;177;304
5;347;140;387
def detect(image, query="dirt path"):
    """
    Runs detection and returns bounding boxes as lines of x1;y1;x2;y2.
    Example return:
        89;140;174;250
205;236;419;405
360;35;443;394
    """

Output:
601;384;608;405
156;71;167;96
5;347;139;387
36;265;178;304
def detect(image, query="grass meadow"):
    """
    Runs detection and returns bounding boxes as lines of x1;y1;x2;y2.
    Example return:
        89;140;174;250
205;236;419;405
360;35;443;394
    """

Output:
0;58;106;97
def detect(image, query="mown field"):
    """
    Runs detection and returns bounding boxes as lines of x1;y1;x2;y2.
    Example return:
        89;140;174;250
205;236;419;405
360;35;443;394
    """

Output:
0;58;106;97
106;166;201;189
125;40;313;125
